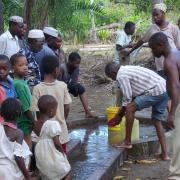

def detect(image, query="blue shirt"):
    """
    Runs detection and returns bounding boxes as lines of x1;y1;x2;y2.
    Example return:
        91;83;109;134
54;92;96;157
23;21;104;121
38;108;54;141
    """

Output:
35;44;55;79
19;46;41;86
0;77;17;99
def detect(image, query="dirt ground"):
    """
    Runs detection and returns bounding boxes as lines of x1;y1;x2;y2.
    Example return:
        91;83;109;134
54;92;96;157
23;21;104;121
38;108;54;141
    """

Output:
114;159;170;180
68;46;154;119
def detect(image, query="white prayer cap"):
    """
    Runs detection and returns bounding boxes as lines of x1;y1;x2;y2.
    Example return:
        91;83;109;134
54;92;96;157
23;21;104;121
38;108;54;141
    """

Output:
153;3;167;13
28;29;45;39
9;16;23;24
43;27;58;38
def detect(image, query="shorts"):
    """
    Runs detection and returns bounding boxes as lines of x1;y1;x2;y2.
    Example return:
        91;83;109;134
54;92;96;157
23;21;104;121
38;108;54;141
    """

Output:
134;92;168;121
68;82;85;97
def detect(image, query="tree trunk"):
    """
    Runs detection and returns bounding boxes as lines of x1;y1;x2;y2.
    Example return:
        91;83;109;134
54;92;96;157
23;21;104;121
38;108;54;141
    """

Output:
153;0;163;6
0;0;4;35
90;0;98;43
24;0;35;31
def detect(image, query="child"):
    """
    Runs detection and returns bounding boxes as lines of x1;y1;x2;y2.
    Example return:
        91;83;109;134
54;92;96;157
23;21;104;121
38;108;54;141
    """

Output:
0;54;16;104
0;54;17;122
34;95;71;180
10;53;34;150
30;55;72;153
58;52;95;118
0;98;32;180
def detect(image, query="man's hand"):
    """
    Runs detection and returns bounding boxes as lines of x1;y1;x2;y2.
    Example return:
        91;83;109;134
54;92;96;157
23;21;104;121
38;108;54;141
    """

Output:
167;114;175;129
108;115;122;127
120;49;131;57
127;43;136;48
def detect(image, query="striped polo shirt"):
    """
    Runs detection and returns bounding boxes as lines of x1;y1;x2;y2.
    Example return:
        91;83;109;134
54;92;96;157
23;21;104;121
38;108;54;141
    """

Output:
116;66;166;106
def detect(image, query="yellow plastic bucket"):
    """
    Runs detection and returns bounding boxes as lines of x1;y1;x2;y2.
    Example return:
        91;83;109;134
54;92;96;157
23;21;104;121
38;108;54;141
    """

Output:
106;106;139;142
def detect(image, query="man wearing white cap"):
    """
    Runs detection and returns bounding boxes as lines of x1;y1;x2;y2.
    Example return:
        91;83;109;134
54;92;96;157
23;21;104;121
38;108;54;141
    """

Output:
19;29;44;87
34;27;55;80
43;27;66;63
127;3;180;78
0;16;24;58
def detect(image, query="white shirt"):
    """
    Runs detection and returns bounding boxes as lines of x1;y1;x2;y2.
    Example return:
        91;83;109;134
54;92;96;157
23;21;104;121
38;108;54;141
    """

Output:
0;31;20;58
116;66;166;106
114;30;132;63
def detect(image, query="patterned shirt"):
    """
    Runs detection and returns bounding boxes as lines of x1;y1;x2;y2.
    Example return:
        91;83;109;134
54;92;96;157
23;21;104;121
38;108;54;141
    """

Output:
116;66;166;106
19;46;41;86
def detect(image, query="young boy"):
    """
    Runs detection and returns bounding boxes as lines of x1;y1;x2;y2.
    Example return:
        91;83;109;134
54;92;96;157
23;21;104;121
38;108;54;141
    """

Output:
30;55;72;153
0;55;16;103
0;54;17;122
149;32;180;179
10;53;34;150
58;52;95;118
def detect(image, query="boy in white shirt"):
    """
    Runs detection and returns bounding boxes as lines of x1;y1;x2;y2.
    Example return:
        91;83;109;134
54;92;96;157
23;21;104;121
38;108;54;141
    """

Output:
114;21;135;65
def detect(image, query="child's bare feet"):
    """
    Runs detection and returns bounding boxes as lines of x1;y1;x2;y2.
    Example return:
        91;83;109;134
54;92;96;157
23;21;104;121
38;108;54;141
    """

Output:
112;141;133;149
155;153;170;161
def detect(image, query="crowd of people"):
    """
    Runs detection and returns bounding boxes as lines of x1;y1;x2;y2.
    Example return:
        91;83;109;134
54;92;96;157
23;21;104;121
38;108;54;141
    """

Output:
108;3;180;179
0;2;180;180
0;15;96;180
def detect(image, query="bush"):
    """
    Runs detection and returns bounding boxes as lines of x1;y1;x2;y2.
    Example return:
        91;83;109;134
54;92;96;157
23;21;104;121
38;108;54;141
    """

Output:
97;29;111;42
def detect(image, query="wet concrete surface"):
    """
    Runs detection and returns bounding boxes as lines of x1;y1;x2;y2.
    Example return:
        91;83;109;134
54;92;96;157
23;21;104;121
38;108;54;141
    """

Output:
69;123;157;180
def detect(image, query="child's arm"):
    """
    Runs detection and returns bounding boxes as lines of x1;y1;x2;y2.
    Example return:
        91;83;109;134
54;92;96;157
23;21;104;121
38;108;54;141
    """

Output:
53;135;65;154
15;129;31;180
64;104;70;120
25;110;35;127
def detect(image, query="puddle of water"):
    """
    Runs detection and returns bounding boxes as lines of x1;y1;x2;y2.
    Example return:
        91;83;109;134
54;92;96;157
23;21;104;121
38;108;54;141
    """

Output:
69;123;157;180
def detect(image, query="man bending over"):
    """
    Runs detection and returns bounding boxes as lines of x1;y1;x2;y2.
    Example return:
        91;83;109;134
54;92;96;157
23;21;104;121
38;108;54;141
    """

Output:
105;62;169;161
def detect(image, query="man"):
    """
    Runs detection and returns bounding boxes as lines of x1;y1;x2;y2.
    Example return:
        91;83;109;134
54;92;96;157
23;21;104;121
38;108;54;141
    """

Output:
34;28;55;79
113;22;135;106
58;52;95;118
43;27;66;63
0;16;24;58
128;3;180;78
19;29;44;87
149;32;180;179
105;62;169;160
18;21;27;49
114;21;135;65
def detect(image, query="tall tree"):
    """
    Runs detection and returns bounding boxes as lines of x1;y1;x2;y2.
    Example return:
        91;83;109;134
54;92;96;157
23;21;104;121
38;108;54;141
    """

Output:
0;0;3;34
153;0;163;5
24;0;34;30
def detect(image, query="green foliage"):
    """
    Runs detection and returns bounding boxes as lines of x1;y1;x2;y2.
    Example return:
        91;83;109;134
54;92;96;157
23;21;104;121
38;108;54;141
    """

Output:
1;0;180;43
2;0;23;30
97;29;111;42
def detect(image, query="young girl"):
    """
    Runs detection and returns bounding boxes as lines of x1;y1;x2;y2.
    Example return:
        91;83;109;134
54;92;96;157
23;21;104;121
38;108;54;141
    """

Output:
34;95;71;180
0;98;32;180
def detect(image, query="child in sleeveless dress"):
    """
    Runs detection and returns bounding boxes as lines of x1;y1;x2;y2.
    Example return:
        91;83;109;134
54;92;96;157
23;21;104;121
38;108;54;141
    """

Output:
0;98;32;180
34;95;71;180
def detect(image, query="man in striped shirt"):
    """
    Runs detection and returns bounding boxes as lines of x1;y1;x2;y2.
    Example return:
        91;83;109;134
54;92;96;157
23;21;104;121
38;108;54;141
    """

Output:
105;62;169;160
